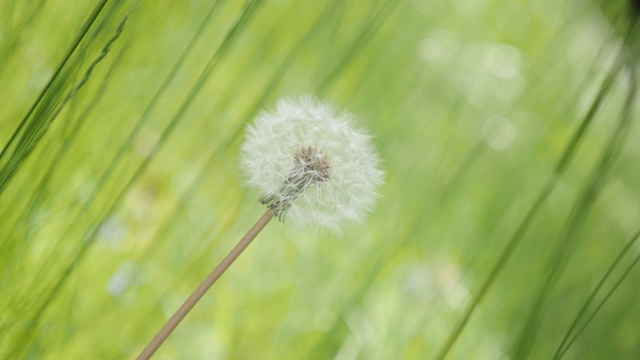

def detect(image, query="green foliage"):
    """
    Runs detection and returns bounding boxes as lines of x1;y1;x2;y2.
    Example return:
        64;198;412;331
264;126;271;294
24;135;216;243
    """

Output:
1;0;639;359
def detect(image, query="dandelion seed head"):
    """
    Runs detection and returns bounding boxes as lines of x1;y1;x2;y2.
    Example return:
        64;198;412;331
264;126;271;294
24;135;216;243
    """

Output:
240;96;384;233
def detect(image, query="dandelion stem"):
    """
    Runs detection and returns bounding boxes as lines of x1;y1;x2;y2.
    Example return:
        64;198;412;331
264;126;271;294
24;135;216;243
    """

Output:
137;208;275;360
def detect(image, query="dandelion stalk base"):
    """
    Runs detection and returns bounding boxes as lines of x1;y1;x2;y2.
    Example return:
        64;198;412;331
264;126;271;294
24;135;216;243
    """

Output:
137;209;275;360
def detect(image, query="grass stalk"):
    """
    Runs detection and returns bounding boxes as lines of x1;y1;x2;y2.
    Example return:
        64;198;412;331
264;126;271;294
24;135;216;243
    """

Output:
512;40;638;360
433;46;624;360
554;230;640;359
0;0;109;193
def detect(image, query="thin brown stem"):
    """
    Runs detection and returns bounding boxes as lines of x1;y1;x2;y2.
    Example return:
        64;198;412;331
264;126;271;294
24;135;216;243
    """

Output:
137;208;275;360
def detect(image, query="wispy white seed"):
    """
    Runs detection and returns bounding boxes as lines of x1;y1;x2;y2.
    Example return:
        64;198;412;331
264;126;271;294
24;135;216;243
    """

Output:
240;95;384;234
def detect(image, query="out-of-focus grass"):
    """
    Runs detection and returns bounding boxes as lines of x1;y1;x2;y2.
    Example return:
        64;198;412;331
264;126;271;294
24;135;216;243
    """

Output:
1;0;640;359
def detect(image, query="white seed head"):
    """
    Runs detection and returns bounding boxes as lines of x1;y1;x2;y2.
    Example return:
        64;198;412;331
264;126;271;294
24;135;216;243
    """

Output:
240;96;384;233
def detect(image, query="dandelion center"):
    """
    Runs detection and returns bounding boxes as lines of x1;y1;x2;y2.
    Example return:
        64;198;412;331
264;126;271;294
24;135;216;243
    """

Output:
260;146;331;220
293;146;331;184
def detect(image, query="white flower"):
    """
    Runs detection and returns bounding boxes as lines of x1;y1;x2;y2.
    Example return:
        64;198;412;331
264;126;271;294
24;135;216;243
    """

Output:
240;96;384;233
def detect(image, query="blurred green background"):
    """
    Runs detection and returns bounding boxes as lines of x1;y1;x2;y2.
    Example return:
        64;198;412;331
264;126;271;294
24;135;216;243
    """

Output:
1;0;640;359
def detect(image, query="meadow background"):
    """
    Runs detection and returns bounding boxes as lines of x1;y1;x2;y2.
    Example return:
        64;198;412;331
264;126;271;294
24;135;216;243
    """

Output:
1;0;640;359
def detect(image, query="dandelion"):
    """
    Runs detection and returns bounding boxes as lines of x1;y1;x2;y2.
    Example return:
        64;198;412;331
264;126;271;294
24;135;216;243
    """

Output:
241;95;384;233
138;96;383;359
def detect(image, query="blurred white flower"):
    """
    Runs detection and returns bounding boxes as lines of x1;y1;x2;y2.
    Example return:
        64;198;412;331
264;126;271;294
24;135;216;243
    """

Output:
240;96;384;233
